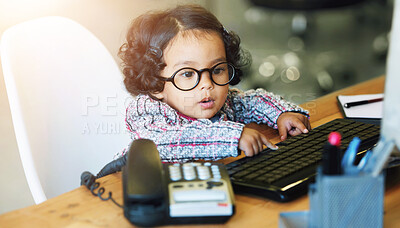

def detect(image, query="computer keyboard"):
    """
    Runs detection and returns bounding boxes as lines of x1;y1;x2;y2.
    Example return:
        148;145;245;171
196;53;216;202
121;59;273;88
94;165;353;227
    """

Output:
226;118;380;202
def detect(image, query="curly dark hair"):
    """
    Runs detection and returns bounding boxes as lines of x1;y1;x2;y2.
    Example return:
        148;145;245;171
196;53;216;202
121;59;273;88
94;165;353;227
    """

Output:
119;4;251;97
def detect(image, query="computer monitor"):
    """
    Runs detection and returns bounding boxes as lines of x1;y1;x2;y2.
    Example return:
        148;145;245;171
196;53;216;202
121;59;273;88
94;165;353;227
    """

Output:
365;0;400;176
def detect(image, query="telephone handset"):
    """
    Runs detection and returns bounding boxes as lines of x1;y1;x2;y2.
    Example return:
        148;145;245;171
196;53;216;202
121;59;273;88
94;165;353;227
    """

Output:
122;139;235;227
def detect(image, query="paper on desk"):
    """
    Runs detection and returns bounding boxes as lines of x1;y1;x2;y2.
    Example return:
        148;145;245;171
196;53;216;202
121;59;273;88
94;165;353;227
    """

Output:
337;94;384;119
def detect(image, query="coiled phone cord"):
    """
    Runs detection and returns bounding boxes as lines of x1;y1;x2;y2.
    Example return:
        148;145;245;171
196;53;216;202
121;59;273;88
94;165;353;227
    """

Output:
80;154;128;208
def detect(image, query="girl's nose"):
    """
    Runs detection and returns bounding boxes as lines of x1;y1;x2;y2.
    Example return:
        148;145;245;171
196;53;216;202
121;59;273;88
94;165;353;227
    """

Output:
199;71;214;90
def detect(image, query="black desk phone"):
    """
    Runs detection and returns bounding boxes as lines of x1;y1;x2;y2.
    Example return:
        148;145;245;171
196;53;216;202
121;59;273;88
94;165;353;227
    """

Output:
122;139;235;227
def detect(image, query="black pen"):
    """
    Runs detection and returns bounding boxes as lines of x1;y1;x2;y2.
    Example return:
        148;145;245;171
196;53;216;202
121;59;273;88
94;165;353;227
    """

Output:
344;97;383;108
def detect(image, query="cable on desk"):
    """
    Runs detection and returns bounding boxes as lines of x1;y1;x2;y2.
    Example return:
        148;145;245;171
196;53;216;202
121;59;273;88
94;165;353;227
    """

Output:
80;154;129;208
96;154;127;178
80;171;123;208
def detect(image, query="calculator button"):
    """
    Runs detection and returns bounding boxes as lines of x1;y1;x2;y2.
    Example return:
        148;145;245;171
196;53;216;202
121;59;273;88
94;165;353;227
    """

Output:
170;175;182;181
213;174;222;180
169;166;182;181
206;181;224;189
172;184;184;188
197;165;211;180
183;165;196;180
211;165;221;177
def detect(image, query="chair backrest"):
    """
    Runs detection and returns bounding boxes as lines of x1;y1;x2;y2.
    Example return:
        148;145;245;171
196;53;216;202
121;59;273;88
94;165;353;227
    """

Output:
0;16;131;204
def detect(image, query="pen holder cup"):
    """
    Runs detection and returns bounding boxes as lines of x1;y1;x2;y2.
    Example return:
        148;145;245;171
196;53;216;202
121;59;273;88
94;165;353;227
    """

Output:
309;169;384;228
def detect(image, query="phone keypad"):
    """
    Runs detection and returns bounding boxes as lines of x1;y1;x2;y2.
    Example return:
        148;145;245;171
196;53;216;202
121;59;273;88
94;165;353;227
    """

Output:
166;162;234;218
168;163;222;181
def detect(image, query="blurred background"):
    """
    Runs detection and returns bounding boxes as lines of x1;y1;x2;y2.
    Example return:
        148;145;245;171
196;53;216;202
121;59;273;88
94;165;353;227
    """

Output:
0;0;393;213
212;0;392;104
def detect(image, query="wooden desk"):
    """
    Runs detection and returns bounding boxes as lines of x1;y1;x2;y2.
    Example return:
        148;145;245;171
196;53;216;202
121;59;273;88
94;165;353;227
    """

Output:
1;76;399;227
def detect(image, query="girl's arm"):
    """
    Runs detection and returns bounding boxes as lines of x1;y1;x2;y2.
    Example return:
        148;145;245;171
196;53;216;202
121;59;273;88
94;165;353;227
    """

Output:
120;95;244;162
225;88;309;129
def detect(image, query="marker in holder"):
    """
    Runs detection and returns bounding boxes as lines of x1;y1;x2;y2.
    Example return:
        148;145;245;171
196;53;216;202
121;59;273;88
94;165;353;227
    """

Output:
322;132;342;175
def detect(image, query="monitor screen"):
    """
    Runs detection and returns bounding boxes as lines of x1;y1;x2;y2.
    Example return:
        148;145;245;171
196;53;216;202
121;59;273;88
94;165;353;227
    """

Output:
365;0;400;176
382;0;400;150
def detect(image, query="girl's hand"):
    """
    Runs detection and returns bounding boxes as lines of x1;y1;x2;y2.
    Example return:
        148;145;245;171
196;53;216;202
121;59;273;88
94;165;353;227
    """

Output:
277;112;311;141
239;127;278;157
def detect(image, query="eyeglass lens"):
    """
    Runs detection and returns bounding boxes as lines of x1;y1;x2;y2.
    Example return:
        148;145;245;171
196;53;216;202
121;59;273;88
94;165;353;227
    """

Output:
173;62;234;90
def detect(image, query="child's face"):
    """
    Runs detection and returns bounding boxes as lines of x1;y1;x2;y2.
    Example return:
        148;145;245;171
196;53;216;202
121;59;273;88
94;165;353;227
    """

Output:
153;30;229;119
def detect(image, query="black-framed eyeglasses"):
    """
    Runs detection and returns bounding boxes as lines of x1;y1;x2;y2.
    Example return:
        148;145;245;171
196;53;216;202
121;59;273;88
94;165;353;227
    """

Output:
161;62;236;91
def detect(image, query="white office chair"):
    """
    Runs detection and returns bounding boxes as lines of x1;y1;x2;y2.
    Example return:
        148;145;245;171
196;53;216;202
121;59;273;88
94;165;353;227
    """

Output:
0;16;131;204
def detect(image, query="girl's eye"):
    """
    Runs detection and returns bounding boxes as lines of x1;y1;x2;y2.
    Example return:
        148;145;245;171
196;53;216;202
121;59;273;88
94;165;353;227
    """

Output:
178;70;196;78
213;66;226;75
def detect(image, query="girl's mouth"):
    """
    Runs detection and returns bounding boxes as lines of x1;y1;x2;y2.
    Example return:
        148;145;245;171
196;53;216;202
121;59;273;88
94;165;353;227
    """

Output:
199;98;215;109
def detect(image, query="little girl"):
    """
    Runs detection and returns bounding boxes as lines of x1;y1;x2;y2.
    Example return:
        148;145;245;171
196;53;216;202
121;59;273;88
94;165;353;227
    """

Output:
116;5;310;162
